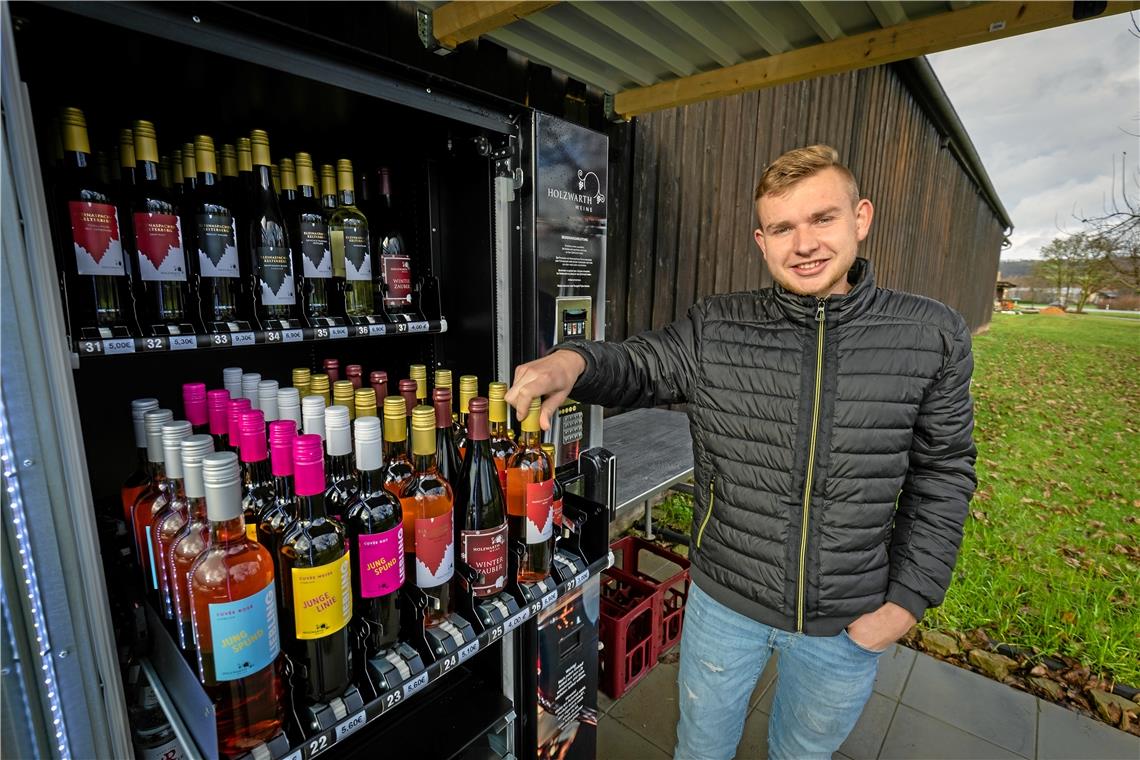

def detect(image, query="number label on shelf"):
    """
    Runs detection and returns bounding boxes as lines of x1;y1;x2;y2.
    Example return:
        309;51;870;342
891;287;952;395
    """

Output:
383;688;403;710
403;671;429;698
335;710;367;742
440;653;459;674
458;639;480;664
306;734;330;757
79;340;103;355
354;325;371;337
211;333;232;347
528;600;544;617
142;336;168;351
314;327;329;340
409;321;430;333
169;334;197;351
486;624;504;643
282;751;302;760
368;324;387;336
231;331;256;347
541;590;558;610
329;326;348;340
103;338;135;355
283;328;304;343
263;330;282;343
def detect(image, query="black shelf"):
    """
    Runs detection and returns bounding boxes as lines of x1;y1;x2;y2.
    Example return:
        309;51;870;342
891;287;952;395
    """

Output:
72;319;448;358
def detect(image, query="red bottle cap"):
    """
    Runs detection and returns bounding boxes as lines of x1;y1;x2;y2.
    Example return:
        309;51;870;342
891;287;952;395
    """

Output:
182;382;207;426
239;410;267;462
346;364;362;388
467;397;489;441
207;389;230;436
268;419;295;476
292;433;325;496
370;371;388;402
399;379;417;416
227;398;252;451
323;358;340;383
433;388;452;428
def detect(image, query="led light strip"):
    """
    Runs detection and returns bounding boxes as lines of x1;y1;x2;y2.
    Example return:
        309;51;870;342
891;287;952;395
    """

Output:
0;392;71;758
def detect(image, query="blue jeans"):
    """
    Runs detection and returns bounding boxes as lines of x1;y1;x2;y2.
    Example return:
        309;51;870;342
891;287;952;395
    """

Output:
675;582;885;760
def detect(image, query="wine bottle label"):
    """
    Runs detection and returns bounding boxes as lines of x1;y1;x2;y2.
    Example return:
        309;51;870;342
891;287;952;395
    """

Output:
146;531;159;590
358;526;405;597
414;510;454;587
300;221;332;278
553;496;563;528
136;736;184;760
206;582;280;681
257;245;296;305
245;523;258;542
343;229;372;282
461;523;507;597
134;212;187;281
291;552;352;639
525;479;554;544
196;213;239;278
69;201;126;275
381;254;413;307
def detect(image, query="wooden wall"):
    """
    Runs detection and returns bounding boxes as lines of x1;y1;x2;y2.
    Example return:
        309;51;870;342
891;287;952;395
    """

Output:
603;64;1006;342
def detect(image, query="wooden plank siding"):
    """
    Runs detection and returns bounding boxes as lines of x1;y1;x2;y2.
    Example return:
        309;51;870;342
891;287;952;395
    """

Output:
603;63;1005;341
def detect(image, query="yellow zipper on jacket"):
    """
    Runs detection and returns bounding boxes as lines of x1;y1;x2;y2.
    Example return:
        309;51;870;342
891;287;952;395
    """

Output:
797;298;826;632
696;477;715;548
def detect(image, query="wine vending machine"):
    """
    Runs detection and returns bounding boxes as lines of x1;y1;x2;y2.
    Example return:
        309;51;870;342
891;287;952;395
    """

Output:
1;3;614;759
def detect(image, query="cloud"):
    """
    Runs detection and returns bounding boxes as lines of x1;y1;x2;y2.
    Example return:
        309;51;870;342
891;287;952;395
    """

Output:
929;14;1139;261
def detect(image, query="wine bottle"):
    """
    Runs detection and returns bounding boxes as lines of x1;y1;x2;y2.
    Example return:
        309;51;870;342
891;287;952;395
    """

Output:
332;381;355;422
541;443;563;532
236;137;253;204
399;379;417;433
181;144;197;197
433;388;462;491
328;159;374;317
247;131;297;326
277;387;302;432
123;398;159;523
456;375;478;459
207;390;231;452
222;366;243;400
323;405;359;522
118;128;138;198
354;388;377;420
409;364;427;405
487;382;517;492
158;156;172;190
227;397;252;455
381;395;415;503
370;371;388;406
188;135;242;327
279;159;296;205
270;164;281;196
280;434;353;704
259;380;280;423
458;398;509;598
189;453;284;754
434;369;462;442
292;367;312;399
374;167;417;319
401;406;455;626
130;121;189;330
132;408;173;582
506;398;554;583
183;382;208;436
171;149;184;198
320;164;337;214
56;107;133;338
258;420;297;612
346;364;363;389
219;143;239;211
310;374;331;408
290;153;335;320
323;358;340;383
345;416;404;656
239;410;274;543
152;420;194;622
169;434;215;653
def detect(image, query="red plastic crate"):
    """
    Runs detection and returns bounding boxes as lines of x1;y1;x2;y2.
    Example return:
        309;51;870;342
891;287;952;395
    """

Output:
610;535;691;655
598;566;659;699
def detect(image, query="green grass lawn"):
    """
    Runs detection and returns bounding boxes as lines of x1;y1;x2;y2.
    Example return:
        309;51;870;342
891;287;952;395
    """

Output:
926;312;1140;685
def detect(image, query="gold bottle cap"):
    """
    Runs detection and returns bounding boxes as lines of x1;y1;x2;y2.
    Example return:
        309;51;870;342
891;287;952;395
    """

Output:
280;158;297;191
181;143;197;179
434;369;452;389
488;381;507;400
336;159;355;193
320;164;336;196
59;107;90;155
458;375;478;413
409;365;427;399
220;144;237;177
133;120;159;163
119;129;136;169
354;388;377;418
411;406;436;455
294;153;315;188
172;149;184;184
249;130;271;167
383;396;407;442
310;374;330;392
541;443;555;456
194;135;217;176
333;380;355;399
521;397;542;432
237;137;252;172
292;367;311;384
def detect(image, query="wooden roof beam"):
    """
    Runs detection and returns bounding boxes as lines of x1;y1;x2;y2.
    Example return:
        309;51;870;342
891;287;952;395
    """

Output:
614;1;1140;118
432;1;558;50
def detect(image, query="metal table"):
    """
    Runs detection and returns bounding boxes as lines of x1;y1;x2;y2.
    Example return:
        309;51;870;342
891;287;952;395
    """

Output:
602;408;694;539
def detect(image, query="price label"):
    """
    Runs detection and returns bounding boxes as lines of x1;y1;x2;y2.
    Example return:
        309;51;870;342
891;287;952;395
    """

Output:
141;336;168;352
382;688;403;711
504;609;529;633
263;330;283;343
315;327;330;340
79;340;103;355
402;671;429;699
368;324;387;336
306;733;331;757
439;653;459;674
486;625;504;643
103;338;135;355
231;331;256;347
335;710;367;742
541;590;558;610
573;569;590;589
458;639;480;664
169;334;197;351
329;326;348;340
210;332;232;347
283;328;304;343
282;752;302;760
409;321;430;333
354;325;371;337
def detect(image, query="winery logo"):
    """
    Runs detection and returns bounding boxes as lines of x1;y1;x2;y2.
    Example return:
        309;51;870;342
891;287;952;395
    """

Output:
546;168;605;213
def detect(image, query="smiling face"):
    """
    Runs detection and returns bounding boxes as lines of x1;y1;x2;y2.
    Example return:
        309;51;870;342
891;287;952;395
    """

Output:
754;167;874;298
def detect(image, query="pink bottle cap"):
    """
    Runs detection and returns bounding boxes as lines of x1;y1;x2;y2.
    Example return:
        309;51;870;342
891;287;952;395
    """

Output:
207;390;231;436
239;410;267;462
292;433;325;496
227;398;252;451
182;382;208;426
268;420;296;477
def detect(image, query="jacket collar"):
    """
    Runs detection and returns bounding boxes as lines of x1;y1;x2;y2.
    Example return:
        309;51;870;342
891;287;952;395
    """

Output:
772;257;877;326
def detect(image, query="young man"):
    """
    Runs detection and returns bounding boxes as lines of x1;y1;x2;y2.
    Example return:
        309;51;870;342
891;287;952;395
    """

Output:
505;145;977;759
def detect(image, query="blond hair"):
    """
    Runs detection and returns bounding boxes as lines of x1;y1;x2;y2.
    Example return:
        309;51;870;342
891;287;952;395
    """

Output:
754;144;859;205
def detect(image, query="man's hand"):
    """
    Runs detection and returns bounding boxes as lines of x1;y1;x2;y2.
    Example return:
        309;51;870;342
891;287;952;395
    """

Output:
504;350;587;431
845;602;916;653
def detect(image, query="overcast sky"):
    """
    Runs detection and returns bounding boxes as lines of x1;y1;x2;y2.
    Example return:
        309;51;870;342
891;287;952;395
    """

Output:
928;13;1139;262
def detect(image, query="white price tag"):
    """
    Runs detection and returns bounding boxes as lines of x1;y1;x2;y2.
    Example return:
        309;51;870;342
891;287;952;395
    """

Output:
103;338;135;354
231;331;256;347
369;324;387;336
409;321;430;333
402;671;429;698
458;639;480;663
335;710;367;742
542;590;559;609
283;328;304;343
573;569;590;588
504;609;529;633
169;334;197;351
329;326;349;339
282;751;302;760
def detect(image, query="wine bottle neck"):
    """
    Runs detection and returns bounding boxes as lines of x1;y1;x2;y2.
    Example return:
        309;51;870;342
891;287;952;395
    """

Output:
273;475;294;502
298;184;317;199
256;165;273;192
519;430;541;448
383;439;408;460
358;467;385;497
242;458;272;488
297;492;328;521
139;161;160;183
208;516;245;544
413;452;438;473
186;495;207;522
338;189;356;207
327;453;355;483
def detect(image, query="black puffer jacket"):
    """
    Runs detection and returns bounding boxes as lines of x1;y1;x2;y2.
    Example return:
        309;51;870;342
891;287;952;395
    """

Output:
561;258;977;635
